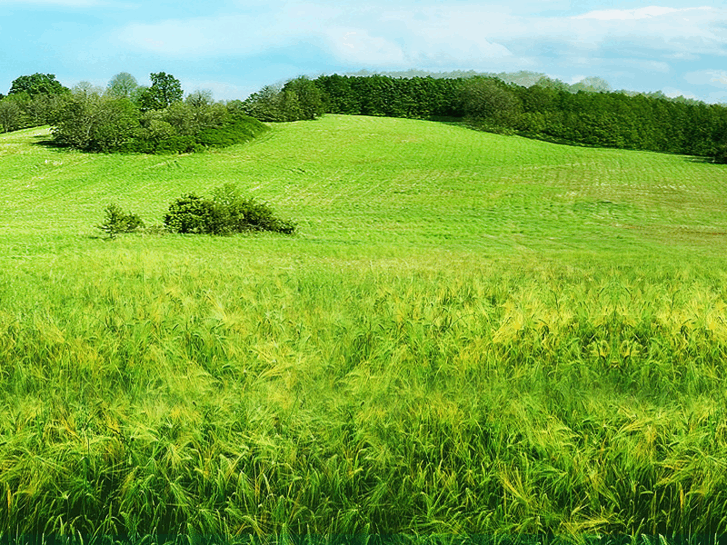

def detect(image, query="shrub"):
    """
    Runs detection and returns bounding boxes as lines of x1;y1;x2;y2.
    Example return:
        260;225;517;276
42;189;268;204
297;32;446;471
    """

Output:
97;204;145;238
212;183;296;234
164;184;295;235
163;194;221;234
196;114;268;148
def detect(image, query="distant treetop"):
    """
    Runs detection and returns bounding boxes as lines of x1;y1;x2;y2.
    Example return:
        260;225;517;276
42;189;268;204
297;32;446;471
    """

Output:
9;73;69;97
107;72;139;100
137;72;183;111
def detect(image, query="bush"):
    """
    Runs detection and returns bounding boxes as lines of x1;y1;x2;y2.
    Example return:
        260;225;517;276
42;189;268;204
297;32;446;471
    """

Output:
212;183;296;234
163;194;222;234
164;184;295;235
97;204;145;238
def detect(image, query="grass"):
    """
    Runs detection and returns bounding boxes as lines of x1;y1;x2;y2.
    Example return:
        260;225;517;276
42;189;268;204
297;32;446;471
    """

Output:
1;116;727;544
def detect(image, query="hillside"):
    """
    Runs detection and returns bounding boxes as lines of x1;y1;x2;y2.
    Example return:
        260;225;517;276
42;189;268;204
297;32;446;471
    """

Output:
2;115;726;257
2;115;727;542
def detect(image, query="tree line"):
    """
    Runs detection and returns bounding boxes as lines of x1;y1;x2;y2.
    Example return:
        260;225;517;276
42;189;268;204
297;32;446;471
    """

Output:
241;74;727;163
2;71;726;162
0;72;266;153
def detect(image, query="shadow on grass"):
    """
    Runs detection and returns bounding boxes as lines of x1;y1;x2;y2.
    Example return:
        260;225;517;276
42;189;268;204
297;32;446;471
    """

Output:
30;132;67;151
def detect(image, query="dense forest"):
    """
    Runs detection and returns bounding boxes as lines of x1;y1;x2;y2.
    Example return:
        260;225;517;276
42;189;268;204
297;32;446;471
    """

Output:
1;71;726;162
242;74;727;163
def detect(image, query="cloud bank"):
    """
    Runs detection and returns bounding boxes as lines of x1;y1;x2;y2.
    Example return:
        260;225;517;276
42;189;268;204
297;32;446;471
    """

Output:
114;3;727;72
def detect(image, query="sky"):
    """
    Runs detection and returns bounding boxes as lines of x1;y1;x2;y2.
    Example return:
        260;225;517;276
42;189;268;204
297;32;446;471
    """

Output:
1;0;726;103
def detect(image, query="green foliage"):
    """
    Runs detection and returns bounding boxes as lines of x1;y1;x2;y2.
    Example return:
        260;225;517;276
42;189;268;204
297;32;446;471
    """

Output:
0;96;26;133
49;74;267;154
0;91;68;133
282;76;325;120
185;89;213;108
137;72;183;111
212;182;296;234
459;77;522;130
242;77;325;122
714;142;727;164
51;93;140;152
164;184;295;235
314;74;462;118
241;84;286;121
106;72;139;100
196;113;268;147
162;193;218;234
8;73;69;97
97;203;145;238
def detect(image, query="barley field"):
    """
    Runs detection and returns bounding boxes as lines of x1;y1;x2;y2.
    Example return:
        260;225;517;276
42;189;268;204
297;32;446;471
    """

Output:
1;116;727;544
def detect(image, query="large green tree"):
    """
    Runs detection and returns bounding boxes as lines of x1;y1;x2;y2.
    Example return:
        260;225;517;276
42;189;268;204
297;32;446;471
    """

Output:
8;73;69;97
459;77;522;128
281;76;325;120
138;72;183;110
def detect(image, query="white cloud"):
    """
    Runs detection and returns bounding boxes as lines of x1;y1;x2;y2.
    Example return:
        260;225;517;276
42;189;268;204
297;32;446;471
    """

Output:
117;5;342;58
685;70;727;88
117;3;515;68
325;28;407;66
564;6;727;56
707;90;727;104
114;2;727;73
663;87;697;99
573;6;682;20
378;7;514;67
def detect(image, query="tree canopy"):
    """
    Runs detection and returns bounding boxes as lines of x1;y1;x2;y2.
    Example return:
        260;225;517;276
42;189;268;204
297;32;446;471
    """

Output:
9;73;69;97
138;72;183;111
106;72;139;100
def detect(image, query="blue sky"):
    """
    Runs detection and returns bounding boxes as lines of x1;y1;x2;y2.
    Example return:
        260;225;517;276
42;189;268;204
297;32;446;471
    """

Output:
1;0;726;103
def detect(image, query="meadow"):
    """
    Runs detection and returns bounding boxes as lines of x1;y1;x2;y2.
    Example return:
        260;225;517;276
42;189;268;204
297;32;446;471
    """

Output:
1;115;727;544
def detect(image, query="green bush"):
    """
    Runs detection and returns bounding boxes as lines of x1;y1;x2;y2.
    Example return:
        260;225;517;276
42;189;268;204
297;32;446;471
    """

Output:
164;184;295;235
163;194;220;234
154;135;199;154
196;114;268;148
97;203;145;238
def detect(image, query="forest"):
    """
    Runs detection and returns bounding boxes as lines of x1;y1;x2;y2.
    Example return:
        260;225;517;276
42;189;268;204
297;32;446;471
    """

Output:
1;71;726;162
244;74;727;162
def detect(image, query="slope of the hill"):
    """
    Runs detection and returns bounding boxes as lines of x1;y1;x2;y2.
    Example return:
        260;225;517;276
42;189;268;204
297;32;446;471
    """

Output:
1;116;727;542
1;116;726;258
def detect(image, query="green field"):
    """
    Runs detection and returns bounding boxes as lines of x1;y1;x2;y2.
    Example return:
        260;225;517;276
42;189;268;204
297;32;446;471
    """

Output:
2;115;727;543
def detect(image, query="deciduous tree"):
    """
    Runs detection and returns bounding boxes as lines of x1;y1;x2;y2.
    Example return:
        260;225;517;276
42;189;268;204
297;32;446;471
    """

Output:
0;97;26;133
106;72;139;100
9;73;69;97
138;72;183;111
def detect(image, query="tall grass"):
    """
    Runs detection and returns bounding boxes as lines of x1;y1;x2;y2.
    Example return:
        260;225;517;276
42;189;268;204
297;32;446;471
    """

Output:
1;118;727;543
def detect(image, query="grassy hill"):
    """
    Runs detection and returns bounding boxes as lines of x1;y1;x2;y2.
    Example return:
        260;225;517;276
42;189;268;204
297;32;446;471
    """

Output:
2;115;727;542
